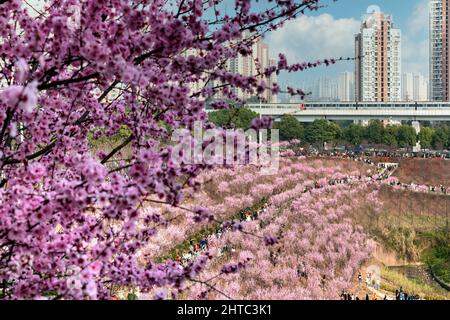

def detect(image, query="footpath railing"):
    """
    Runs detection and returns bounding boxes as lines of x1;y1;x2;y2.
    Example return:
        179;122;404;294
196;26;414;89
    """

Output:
429;266;450;291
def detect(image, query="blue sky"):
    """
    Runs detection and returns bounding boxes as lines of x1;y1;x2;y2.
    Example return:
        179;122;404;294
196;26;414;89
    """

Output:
265;0;430;85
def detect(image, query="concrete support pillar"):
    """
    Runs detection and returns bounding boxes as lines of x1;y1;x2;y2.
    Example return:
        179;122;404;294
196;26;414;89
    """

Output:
412;121;421;152
412;121;420;134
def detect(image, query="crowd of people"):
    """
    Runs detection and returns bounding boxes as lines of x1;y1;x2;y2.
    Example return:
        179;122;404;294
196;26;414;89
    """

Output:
170;172;379;278
312;150;377;165
309;147;450;160
174;203;269;267
339;274;422;300
340;290;379;300
395;287;420;300
312;151;397;177
367;150;449;159
357;272;381;290
309;150;449;195
286;145;449;195
387;178;449;195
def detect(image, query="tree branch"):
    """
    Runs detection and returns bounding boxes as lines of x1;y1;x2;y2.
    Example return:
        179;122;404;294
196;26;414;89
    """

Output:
37;73;99;91
101;134;134;164
1;140;56;166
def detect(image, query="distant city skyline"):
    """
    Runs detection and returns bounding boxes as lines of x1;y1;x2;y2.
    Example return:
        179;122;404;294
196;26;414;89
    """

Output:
267;2;439;103
278;69;429;103
267;0;430;88
215;35;278;103
402;73;429;101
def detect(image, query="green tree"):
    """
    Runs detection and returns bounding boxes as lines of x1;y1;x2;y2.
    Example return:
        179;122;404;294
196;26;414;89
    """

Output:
432;125;449;150
328;121;343;142
208;107;259;129
418;127;434;149
273;114;304;141
382;125;399;147
396;125;417;148
344;124;365;146
304;119;339;148
364;119;384;144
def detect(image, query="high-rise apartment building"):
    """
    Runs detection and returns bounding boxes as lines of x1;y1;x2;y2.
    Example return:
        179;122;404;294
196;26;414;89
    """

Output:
227;54;247;100
430;0;449;101
355;6;401;102
183;48;209;97
251;39;278;102
220;35;277;102
302;77;336;101
268;58;278;103
413;74;429;101
402;73;429;101
338;71;355;101
402;73;414;101
299;77;340;102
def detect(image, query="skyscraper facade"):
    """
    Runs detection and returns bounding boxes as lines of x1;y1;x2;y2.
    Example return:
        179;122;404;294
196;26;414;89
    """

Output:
355;6;401;102
300;77;338;102
338;71;355;101
430;0;449;101
252;40;269;101
413;74;429;101
221;36;277;102
268;58;278;103
402;72;414;101
402;73;429;101
227;54;247;100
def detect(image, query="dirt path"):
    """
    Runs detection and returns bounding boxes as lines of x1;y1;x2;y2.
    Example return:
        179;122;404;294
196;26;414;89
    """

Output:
348;261;394;300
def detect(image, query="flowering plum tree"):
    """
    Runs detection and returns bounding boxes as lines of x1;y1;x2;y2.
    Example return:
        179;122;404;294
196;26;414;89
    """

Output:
145;156;370;264
0;0;352;299
183;172;379;300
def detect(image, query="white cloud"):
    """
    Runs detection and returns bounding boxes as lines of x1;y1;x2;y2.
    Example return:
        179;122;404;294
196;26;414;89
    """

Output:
408;0;430;33
402;36;429;77
266;13;360;63
402;0;430;77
